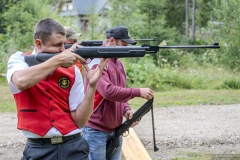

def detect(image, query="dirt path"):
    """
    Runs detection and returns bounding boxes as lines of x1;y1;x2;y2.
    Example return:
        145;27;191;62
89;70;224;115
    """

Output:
1;104;240;160
134;104;240;159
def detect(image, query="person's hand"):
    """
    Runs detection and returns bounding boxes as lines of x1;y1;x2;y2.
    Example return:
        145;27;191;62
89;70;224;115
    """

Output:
140;88;154;100
124;110;140;127
84;58;108;87
56;43;86;68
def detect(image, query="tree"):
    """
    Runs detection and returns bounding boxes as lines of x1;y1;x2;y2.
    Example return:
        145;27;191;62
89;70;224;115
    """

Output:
1;0;71;51
106;0;180;62
196;0;213;28
0;0;19;34
0;0;72;73
164;0;186;35
209;0;240;71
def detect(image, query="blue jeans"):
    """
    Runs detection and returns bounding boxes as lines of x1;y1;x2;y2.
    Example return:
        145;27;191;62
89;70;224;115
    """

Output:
83;126;122;160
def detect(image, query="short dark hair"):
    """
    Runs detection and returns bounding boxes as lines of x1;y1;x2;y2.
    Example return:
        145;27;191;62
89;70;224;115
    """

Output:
34;18;66;45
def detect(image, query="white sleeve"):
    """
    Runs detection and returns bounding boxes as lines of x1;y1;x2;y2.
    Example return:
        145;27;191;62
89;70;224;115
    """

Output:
7;52;29;94
69;66;84;111
87;58;101;69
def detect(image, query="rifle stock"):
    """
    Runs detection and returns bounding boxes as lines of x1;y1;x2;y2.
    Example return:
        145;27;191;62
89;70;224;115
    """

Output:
106;98;154;160
24;43;220;67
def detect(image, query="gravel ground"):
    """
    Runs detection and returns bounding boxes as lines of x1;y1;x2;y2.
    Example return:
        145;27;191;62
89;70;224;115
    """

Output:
1;104;240;160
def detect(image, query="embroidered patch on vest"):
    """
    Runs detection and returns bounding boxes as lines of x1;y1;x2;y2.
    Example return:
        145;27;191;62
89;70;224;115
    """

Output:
58;77;70;89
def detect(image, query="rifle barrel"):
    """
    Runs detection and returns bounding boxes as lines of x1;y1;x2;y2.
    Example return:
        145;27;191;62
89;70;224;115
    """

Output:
158;42;220;49
134;37;157;41
159;45;220;49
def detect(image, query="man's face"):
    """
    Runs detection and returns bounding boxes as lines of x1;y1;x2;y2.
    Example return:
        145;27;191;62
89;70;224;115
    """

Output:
37;33;66;53
114;39;128;46
103;37;128;47
66;39;77;44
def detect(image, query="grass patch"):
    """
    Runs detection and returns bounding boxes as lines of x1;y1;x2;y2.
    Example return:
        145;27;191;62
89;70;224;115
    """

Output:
129;89;240;109
170;151;240;160
171;152;212;160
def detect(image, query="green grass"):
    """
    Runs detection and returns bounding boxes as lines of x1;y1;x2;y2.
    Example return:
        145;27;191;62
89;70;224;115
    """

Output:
171;153;211;160
129;89;240;109
170;151;240;160
1;83;240;112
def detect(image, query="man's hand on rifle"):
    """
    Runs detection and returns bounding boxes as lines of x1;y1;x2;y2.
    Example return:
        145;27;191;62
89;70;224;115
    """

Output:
124;110;140;127
55;43;86;68
140;88;154;100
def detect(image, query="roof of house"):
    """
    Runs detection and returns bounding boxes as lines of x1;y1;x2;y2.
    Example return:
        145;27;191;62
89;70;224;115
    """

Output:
73;0;108;15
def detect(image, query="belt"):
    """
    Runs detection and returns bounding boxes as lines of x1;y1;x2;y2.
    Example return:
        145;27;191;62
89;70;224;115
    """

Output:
27;132;81;145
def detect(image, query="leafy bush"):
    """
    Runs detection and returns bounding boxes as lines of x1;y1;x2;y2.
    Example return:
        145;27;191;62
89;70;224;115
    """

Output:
223;79;240;89
208;0;240;71
122;50;238;91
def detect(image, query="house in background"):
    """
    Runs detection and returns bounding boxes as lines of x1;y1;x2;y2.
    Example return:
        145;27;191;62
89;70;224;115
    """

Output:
57;0;109;34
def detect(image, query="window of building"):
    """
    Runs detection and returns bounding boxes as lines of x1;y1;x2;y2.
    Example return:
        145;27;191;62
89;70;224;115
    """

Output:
62;2;73;11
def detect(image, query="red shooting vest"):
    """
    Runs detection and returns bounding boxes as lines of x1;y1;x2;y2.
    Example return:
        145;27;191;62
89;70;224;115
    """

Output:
14;65;77;136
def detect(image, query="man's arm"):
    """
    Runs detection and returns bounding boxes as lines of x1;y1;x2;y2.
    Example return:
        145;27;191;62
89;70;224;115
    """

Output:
10;49;85;91
97;69;154;101
96;68;140;102
71;84;97;128
11;55;61;90
71;59;108;128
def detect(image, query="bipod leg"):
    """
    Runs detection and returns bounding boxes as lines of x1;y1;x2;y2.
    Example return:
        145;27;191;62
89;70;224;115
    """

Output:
151;98;159;152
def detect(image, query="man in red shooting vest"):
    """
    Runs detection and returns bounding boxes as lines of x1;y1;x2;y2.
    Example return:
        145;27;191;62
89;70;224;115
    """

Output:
7;18;107;160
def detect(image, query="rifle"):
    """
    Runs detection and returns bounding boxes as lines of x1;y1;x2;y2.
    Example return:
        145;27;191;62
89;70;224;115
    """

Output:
106;98;158;160
24;43;220;66
64;37;157;48
65;40;103;48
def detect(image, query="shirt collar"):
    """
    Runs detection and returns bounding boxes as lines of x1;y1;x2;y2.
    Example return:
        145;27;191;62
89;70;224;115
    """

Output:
32;49;36;55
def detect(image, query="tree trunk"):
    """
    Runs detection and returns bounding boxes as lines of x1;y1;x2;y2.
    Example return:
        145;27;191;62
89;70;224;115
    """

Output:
185;0;189;37
192;0;196;44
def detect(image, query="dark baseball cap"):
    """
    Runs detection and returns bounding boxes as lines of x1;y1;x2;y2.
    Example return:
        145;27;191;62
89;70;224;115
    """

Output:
106;26;137;45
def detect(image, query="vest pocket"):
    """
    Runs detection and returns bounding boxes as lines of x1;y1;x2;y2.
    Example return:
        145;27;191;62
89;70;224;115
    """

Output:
20;109;37;112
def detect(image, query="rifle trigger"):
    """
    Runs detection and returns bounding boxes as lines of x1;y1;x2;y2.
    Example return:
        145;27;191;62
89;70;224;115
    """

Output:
122;129;129;137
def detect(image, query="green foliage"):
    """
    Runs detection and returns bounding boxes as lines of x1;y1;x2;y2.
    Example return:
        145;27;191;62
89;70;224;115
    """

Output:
83;2;108;40
123;56;162;90
107;0;180;46
196;0;213;28
222;78;240;89
209;0;240;71
1;0;72;51
0;77;7;85
0;0;73;73
163;0;186;35
123;48;239;91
